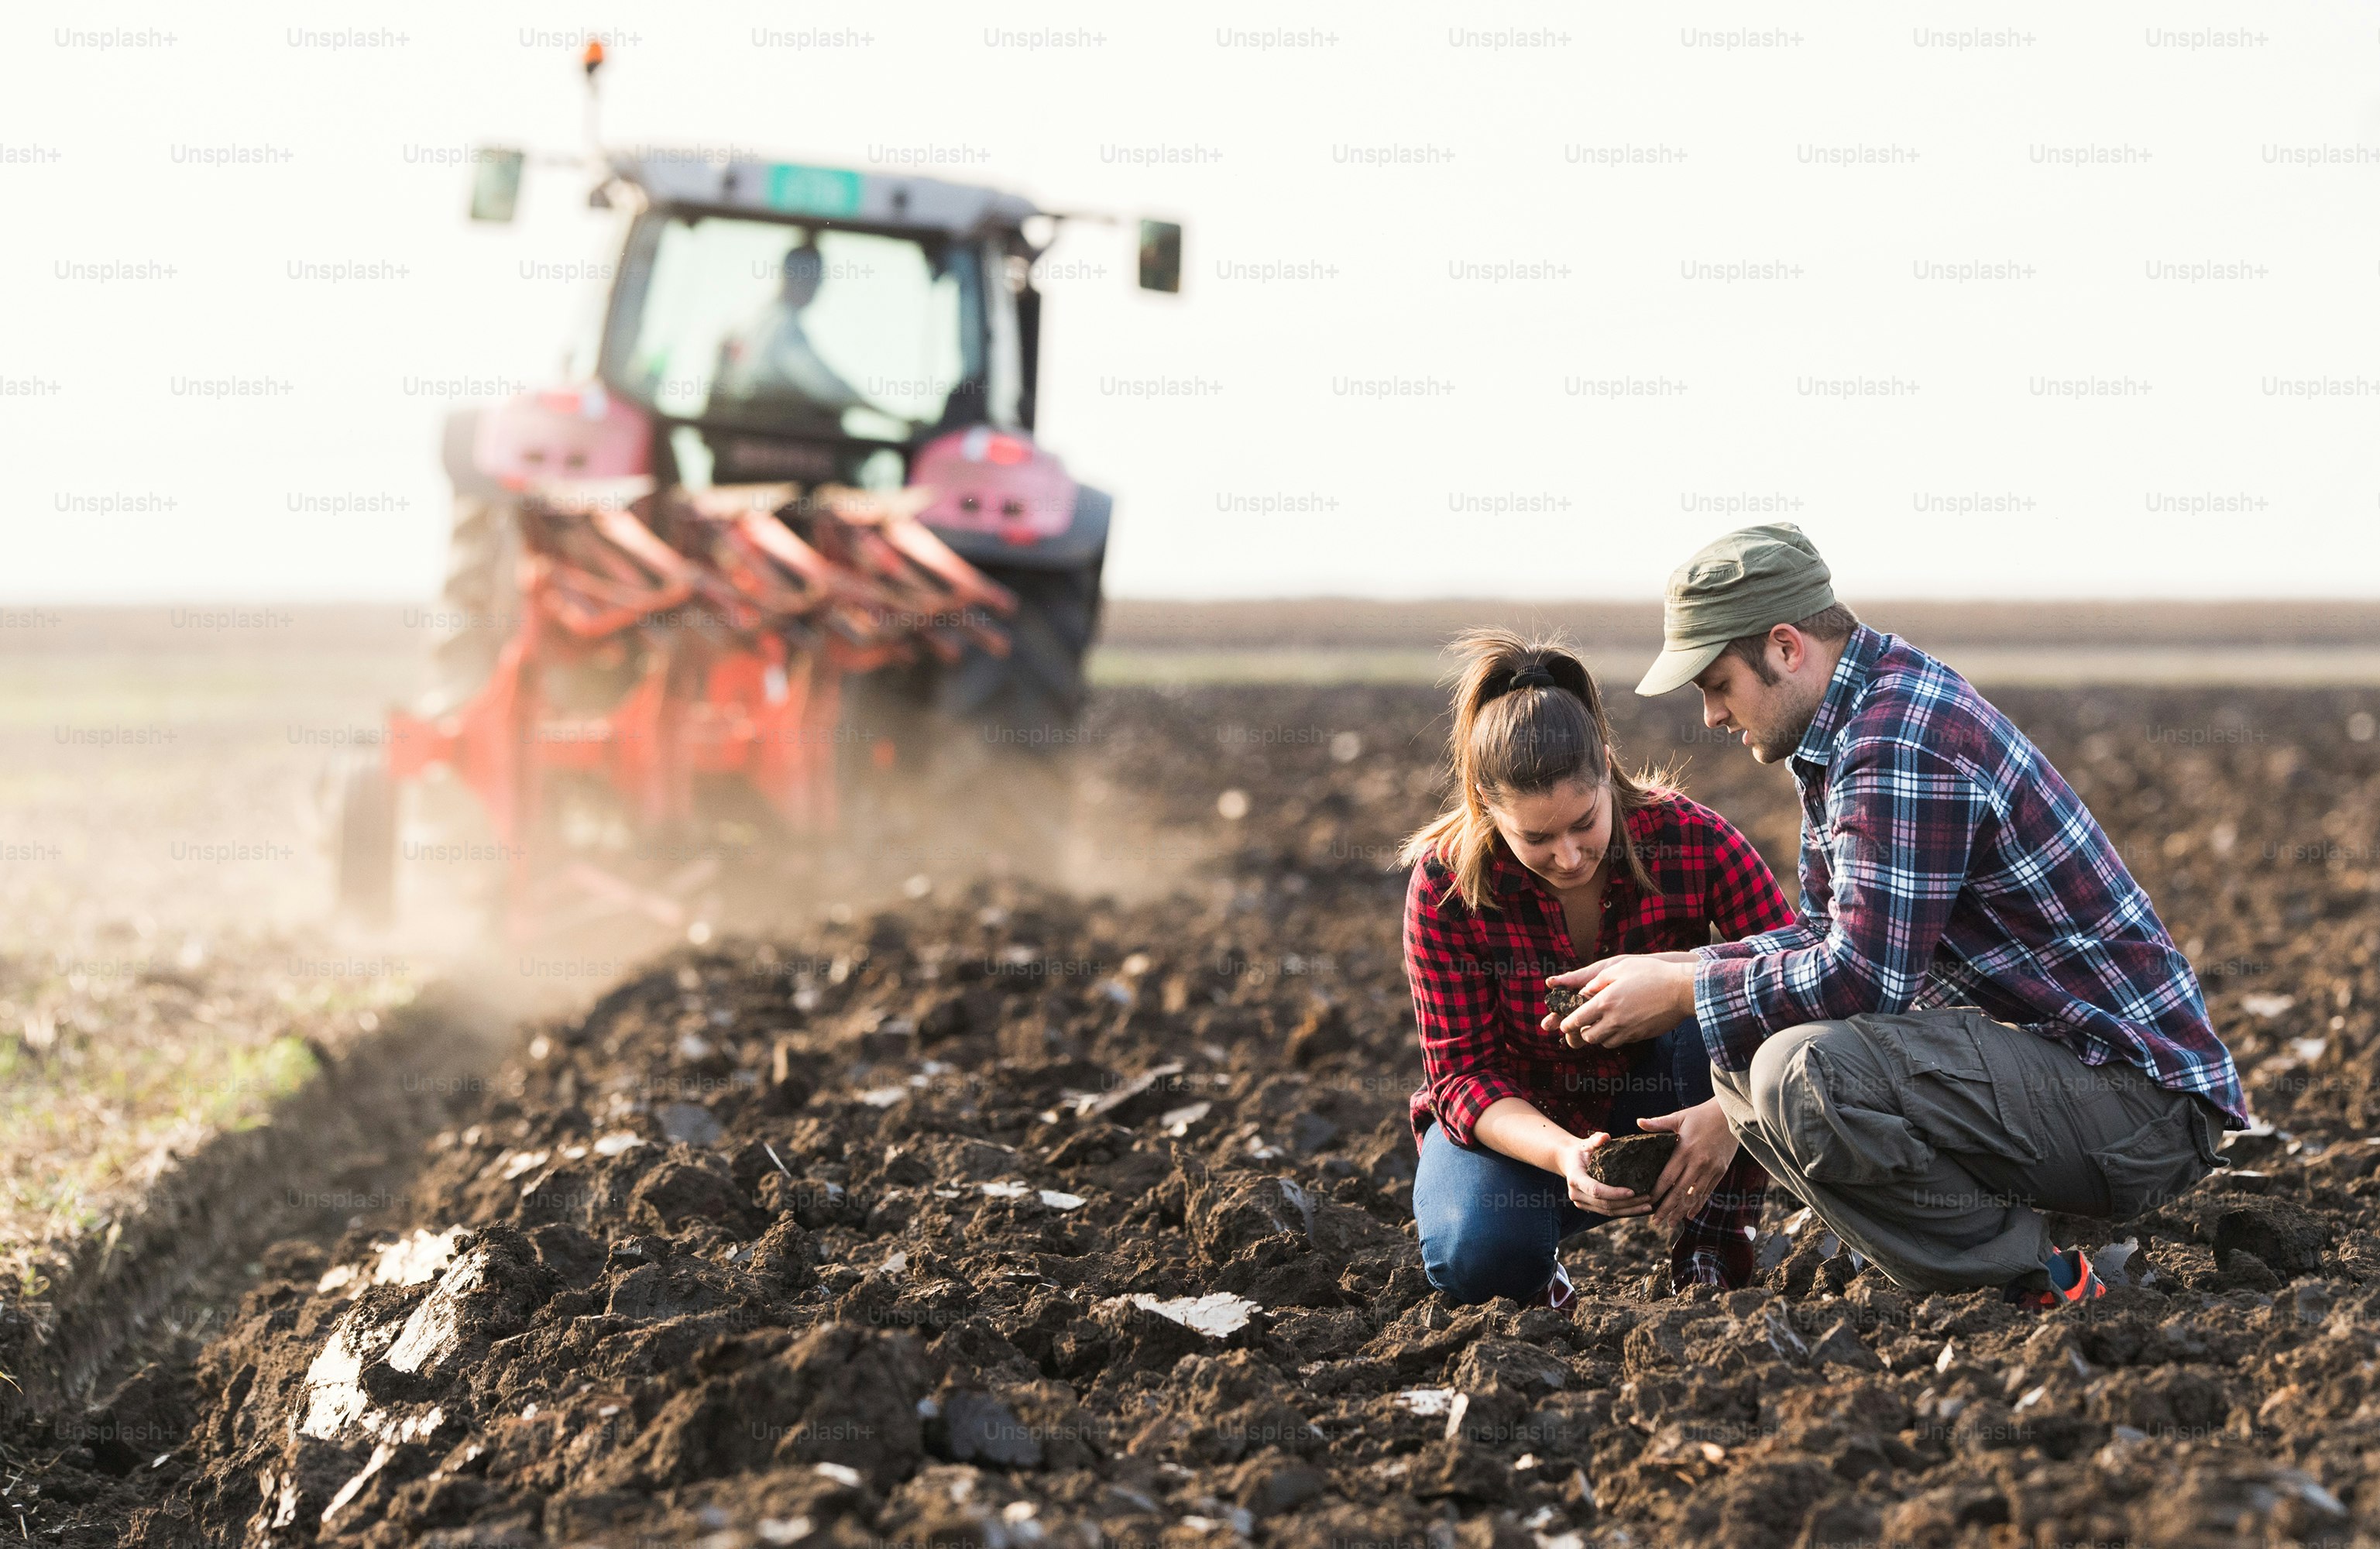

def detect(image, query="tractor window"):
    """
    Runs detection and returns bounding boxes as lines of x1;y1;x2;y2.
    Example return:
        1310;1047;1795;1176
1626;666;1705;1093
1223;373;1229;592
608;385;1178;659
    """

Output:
619;215;971;441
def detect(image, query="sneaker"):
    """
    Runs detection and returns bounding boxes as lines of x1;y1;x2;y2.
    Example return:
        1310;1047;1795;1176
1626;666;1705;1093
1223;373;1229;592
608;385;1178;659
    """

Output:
2004;1246;2106;1309
1531;1260;1576;1311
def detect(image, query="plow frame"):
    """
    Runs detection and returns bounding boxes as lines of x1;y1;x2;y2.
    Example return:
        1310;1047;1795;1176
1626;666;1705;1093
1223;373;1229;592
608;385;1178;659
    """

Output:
382;479;1013;939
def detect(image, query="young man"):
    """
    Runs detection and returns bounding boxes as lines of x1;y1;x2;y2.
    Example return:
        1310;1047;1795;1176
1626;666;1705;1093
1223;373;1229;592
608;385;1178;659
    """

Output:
1546;524;2241;1301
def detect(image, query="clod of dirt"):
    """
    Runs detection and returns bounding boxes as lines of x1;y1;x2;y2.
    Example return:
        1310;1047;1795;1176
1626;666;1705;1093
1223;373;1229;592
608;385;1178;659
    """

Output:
929;1389;1041;1468
1286;1001;1355;1066
2211;1196;2329;1277
2220;1248;2282;1292
630;1154;765;1235
1584;1132;1676;1195
1544;981;1586;1020
601;1323;927;1493
1233;1456;1328;1517
1807;1317;1883;1370
1449;1337;1568;1395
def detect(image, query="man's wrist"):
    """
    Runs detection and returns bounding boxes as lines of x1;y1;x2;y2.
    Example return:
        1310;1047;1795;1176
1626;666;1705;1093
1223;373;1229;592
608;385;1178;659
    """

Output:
1684;952;1762;1071
1671;957;1700;1023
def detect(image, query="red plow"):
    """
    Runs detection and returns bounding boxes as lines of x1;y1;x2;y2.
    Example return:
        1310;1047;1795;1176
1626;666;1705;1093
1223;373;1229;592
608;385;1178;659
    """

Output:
373;478;1015;939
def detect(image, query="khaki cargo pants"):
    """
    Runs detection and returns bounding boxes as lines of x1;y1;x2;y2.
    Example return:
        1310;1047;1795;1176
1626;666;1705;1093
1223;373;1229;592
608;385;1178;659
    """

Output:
1709;1008;2224;1293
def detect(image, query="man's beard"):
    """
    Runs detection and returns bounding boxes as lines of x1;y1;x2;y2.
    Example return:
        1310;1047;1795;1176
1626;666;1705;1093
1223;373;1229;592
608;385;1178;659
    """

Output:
1746;682;1824;763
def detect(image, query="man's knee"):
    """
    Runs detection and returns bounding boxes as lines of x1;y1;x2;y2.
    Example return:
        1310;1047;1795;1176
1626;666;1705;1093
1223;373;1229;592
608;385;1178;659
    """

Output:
1745;1021;1843;1135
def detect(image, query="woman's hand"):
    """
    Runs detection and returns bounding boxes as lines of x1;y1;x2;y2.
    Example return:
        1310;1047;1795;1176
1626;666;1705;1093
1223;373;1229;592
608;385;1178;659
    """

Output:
1557;1132;1654;1218
1639;1100;1741;1233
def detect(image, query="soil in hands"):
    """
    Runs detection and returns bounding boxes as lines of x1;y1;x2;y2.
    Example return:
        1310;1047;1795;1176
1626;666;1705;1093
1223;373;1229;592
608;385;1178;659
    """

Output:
1583;1135;1677;1198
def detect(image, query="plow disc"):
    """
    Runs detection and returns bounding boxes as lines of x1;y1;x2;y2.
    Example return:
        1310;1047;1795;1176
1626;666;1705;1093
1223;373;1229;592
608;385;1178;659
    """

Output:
378;478;1015;938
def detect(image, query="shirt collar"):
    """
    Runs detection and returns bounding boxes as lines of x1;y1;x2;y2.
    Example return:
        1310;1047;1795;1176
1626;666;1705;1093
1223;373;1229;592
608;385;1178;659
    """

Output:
1791;623;1887;773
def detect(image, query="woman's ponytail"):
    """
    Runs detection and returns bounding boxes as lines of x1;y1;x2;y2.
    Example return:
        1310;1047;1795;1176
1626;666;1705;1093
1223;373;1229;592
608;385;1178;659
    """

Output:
1399;630;1669;910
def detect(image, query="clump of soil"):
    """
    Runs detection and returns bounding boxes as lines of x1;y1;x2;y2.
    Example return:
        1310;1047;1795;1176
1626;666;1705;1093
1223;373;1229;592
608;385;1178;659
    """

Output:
1585;1134;1676;1197
1545;983;1588;1022
83;684;2380;1548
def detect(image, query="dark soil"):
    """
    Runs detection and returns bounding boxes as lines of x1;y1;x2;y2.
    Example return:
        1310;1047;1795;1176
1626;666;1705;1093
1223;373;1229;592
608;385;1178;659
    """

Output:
1583;1136;1676;1198
0;995;496;1544
47;682;2380;1547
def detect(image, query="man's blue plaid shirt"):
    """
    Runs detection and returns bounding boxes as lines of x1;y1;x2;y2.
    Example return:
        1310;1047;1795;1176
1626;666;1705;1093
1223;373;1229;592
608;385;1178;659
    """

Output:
1693;624;2248;1126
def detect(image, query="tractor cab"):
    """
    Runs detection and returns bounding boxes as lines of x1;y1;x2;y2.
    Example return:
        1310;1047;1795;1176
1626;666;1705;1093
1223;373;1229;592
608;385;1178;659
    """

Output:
469;149;1175;575
599;153;1047;500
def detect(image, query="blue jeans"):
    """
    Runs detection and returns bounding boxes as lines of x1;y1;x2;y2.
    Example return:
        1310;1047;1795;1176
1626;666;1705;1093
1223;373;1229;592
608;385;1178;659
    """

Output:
1414;1018;1716;1304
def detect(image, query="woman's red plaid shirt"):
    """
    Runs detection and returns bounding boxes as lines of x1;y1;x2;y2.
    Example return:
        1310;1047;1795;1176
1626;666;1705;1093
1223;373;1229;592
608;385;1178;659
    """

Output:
1403;792;1795;1286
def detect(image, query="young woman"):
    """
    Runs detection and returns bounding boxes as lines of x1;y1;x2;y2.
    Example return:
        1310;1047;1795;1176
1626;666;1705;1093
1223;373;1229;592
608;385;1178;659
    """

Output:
1400;631;1794;1301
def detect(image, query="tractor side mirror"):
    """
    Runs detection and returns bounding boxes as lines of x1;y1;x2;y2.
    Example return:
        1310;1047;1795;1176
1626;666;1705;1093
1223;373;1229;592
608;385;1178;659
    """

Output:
470;148;527;223
1136;219;1182;294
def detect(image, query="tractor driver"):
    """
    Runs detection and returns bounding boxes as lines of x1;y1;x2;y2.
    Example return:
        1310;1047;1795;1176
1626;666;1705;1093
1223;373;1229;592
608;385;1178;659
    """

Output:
714;240;867;424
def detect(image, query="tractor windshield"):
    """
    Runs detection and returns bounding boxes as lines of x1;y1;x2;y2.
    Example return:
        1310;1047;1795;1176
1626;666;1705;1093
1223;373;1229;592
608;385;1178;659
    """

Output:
614;214;975;442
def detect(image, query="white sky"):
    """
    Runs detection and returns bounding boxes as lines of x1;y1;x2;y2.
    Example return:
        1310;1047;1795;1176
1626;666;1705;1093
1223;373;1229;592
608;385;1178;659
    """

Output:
3;0;2377;601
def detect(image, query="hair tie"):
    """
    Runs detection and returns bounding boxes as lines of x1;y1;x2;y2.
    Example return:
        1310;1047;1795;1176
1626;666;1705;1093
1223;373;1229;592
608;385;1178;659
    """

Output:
1509;665;1557;690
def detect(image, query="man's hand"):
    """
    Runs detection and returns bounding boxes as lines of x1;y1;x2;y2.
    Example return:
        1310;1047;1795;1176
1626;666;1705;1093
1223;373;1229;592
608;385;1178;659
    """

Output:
1543;953;1697;1049
1640;1101;1741;1233
1556;1132;1654;1218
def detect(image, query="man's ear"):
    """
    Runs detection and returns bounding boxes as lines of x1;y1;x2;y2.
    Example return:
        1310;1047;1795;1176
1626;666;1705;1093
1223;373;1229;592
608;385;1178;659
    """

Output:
1769;623;1803;675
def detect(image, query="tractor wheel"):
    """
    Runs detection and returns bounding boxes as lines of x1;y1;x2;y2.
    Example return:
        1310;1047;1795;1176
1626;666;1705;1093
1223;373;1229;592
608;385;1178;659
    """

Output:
424;491;524;713
952;555;1105;745
841;553;1104;766
333;755;397;924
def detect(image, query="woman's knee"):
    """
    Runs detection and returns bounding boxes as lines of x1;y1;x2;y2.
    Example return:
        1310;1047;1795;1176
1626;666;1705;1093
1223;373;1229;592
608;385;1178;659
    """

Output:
1419;1204;1553;1305
1413;1128;1567;1303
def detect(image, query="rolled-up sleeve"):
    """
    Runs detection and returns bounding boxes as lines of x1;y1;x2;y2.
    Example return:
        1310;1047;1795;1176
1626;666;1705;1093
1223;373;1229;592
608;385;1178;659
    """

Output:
1694;739;1983;1069
1403;864;1527;1148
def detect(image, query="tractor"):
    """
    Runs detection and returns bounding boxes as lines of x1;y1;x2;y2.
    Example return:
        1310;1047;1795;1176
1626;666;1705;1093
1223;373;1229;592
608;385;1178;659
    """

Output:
335;45;1183;936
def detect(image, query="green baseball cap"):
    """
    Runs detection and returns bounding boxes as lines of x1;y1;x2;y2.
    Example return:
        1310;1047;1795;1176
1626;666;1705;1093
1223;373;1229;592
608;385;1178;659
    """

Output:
1634;524;1837;696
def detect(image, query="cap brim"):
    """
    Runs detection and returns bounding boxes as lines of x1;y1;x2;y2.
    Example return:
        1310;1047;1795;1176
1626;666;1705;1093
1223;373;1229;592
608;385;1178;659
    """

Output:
1633;641;1726;697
